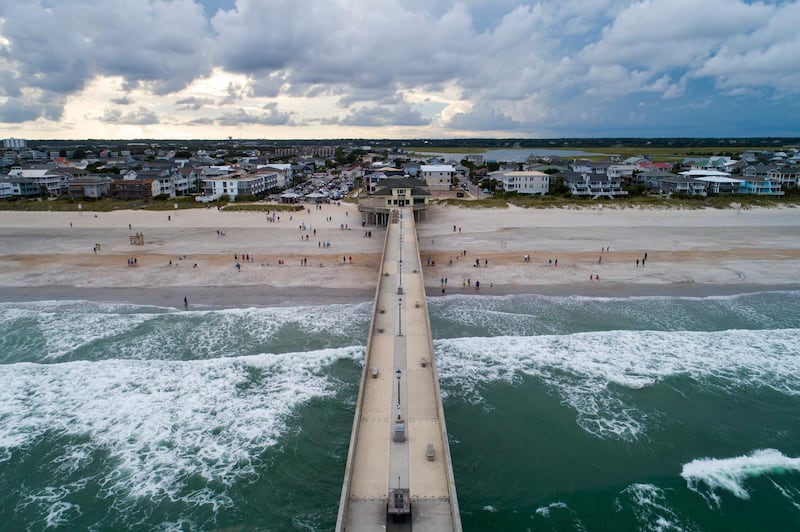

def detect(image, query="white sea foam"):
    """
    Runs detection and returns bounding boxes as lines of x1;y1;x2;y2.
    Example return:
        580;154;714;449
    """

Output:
0;346;362;524
16;481;87;529
616;484;695;532
482;504;498;512
681;448;800;507
0;300;371;363
435;328;800;439
534;501;569;517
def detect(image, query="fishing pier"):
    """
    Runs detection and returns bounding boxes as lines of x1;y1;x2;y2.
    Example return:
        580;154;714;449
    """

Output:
336;207;461;531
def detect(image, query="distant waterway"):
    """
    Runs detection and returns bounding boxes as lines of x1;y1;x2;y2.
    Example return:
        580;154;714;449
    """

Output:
2;291;800;530
412;148;604;163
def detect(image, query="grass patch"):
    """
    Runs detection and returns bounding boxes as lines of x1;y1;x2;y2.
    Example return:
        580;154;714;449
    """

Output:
222;203;304;213
0;196;205;212
436;197;509;208
440;193;800;210
406;147;487;155
570;146;773;162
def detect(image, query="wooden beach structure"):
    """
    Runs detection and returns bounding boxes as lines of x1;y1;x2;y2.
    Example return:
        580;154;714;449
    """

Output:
336;207;461;531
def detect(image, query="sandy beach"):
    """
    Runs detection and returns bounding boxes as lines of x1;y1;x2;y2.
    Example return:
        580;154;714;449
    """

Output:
1;202;799;307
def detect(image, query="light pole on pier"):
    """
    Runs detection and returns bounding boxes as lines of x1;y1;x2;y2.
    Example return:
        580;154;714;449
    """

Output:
396;369;402;418
398;297;402;336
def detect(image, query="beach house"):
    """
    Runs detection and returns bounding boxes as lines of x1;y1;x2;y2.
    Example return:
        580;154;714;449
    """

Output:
498;170;550;195
420;164;455;191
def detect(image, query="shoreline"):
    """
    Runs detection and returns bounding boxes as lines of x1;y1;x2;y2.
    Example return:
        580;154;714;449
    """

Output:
1;282;798;310
0;285;377;309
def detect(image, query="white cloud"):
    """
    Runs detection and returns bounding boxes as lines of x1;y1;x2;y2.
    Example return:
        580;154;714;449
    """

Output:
215;103;293;126
100;107;160;125
1;0;799;138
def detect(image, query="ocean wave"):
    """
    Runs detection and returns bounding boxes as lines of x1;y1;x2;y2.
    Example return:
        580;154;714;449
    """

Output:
429;291;800;337
681;448;800;508
534;501;569;517
0;301;371;363
531;500;586;529
435;328;800;440
0;346;362;527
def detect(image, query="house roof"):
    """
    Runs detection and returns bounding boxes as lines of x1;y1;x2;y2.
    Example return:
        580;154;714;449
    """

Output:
693;176;743;184
373;177;430;196
639;170;676;178
679;170;731;177
661;176;706;184
502;171;549;177
420;164;455;172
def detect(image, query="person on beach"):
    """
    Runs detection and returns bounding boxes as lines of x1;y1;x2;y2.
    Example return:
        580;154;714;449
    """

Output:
184;296;188;307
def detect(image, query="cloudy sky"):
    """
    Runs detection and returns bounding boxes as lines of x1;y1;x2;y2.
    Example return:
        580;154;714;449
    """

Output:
1;0;799;140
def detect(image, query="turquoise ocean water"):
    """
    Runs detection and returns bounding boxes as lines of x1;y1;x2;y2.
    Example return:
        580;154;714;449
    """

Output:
1;291;800;531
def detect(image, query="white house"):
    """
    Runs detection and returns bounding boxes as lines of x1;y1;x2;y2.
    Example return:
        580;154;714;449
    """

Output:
265;163;293;185
562;172;628;199
202;174;270;200
499;170;550;195
6;168;65;195
606;165;639;179
420;164;454;191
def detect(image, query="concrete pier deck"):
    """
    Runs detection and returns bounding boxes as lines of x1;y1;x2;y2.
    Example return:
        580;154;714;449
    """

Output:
336;208;461;531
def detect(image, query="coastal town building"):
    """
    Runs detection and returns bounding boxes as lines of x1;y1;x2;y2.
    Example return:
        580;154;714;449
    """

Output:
358;177;430;225
66;177;111;199
767;167;798;188
659;176;708;196
570;160;610;174
420;164;455;191
634;170;676;192
562;172;628;199
6;168;66;195
738;176;784;196
3;137;26;149
606;165;639;179
364;167;404;193
110;178;156;200
498;170;550;195
201;172;271;200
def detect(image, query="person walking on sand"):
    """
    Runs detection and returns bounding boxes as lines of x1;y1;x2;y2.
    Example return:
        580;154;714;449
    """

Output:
183;296;188;307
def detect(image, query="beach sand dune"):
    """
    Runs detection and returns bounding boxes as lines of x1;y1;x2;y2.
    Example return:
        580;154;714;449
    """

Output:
1;203;799;306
